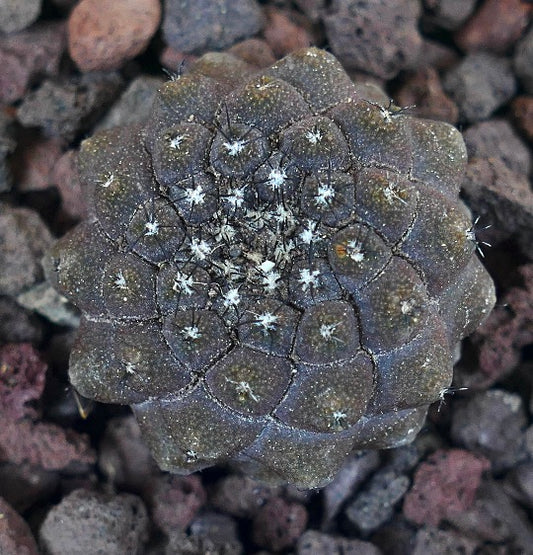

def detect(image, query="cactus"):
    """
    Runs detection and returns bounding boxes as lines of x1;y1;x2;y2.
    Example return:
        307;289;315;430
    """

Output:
45;48;495;488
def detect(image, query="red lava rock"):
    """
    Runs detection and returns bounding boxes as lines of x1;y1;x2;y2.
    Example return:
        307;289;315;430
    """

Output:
0;204;52;297
252;497;308;552
149;474;206;533
393;67;459;124
461;157;533;259
162;0;264;53
297;530;381;555
403;448;490;527
0;343;46;420
17;73;123;141
443;52;516;122
470;265;533;385
39;488;149;555
228;38;276;69
98;415;158;494
68;0;161;72
323;0;422;79
0;496;39;555
211;474;278;518
463;119;531;176
51;150;88;222
0;0;41;34
0;418;95;470
454;0;532;54
511;96;533;143
0;22;66;104
422;0;477;31
263;7;312;58
11;133;63;192
450;390;528;473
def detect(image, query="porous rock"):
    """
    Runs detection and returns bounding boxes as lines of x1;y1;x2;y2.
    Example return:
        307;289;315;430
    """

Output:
323;0;422;79
0;204;52;297
162;0;264;53
297;530;381;555
39;489;149;555
469;264;533;386
344;468;410;534
461;157;533;259
17;73;123;142
443;53;516;122
252;497;308;551
403;448;490;526
412;526;478;555
0;343;46;420
450;390;528;472
463;119;531;176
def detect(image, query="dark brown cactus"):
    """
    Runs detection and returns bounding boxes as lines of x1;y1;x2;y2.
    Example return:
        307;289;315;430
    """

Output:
45;47;495;488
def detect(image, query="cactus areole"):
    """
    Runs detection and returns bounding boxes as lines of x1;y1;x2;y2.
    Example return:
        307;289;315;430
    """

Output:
46;48;495;488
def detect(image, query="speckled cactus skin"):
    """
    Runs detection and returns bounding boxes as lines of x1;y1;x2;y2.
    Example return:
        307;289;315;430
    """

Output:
46;48;496;488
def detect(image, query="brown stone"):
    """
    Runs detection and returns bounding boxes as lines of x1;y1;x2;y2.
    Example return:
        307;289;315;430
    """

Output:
511;96;533;143
394;67;459;124
455;0;532;53
263;7;312;58
68;0;161;72
229;38;276;69
12;133;63;192
51;150;88;221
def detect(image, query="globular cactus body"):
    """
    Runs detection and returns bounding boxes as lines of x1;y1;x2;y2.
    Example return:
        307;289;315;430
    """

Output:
46;48;495;488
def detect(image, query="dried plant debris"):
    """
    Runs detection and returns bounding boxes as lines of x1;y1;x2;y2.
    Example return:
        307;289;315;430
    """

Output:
45;47;495;488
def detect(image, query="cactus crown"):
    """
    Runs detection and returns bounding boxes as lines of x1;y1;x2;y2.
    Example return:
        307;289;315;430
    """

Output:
46;47;495;488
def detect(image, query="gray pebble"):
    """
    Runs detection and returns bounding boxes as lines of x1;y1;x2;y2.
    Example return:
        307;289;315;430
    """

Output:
451;389;528;472
344;469;410;535
0;0;41;33
443;53;516;122
163;0;264;54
